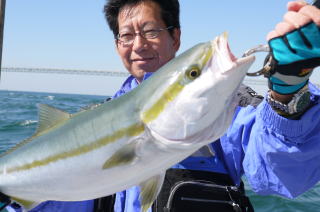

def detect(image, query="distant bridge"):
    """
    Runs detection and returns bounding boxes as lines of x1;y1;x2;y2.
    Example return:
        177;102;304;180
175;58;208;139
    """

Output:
2;67;267;85
2;67;130;77
2;67;319;88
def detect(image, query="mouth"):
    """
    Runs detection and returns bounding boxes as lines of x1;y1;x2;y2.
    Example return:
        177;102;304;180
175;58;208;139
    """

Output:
214;32;237;64
212;32;255;72
131;57;154;62
227;43;237;62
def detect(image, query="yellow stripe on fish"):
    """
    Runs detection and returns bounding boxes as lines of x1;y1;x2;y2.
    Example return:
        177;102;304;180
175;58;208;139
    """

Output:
7;123;145;173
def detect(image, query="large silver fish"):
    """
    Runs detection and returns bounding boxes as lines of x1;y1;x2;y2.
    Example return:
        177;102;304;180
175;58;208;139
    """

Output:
0;33;255;212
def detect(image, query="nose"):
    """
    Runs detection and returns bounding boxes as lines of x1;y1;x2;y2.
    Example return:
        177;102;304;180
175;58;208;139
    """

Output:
132;34;148;52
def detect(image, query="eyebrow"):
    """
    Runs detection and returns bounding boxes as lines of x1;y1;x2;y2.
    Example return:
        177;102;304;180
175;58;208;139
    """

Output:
119;21;160;32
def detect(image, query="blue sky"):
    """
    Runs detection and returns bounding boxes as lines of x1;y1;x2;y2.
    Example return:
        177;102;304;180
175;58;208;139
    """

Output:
1;0;319;95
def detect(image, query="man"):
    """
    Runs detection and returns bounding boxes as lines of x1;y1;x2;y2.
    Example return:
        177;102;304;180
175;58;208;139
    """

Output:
3;0;320;211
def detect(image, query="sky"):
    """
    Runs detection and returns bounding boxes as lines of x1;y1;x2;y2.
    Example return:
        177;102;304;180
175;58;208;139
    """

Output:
0;0;319;95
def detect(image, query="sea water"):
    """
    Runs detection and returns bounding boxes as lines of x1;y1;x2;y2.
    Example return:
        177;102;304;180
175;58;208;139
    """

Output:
0;90;319;212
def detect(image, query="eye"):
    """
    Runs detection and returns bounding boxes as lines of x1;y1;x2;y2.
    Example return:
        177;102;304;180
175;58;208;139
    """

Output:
143;30;159;39
186;67;201;80
118;32;134;42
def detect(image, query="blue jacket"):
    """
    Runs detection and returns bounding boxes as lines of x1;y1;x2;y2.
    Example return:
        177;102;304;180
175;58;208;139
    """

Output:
8;74;320;212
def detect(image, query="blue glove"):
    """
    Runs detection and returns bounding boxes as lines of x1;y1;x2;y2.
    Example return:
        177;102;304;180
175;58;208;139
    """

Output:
267;22;320;94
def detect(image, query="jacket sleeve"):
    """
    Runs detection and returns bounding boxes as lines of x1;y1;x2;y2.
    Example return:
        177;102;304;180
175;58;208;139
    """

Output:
221;83;320;198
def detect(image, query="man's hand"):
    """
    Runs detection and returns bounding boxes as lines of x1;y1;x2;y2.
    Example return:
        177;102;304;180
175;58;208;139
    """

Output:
266;1;320;102
267;1;320;41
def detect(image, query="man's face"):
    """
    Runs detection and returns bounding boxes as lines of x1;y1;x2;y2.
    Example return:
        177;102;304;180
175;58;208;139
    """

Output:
116;1;180;82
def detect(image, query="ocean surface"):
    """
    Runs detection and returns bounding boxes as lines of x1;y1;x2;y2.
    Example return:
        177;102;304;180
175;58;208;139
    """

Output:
0;90;319;212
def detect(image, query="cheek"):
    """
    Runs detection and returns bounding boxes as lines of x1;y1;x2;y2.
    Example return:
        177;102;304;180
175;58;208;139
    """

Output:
152;38;176;64
158;45;175;63
117;47;131;65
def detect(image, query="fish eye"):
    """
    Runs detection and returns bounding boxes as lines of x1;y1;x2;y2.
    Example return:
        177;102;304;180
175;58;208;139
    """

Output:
186;67;201;80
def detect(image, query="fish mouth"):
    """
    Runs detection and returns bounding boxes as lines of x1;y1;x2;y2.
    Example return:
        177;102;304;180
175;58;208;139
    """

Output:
211;32;255;73
227;43;237;62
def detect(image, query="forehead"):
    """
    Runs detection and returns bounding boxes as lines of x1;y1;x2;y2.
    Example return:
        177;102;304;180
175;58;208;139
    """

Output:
117;1;164;29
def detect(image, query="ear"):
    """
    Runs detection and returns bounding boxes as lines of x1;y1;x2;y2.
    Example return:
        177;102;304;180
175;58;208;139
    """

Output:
172;28;181;53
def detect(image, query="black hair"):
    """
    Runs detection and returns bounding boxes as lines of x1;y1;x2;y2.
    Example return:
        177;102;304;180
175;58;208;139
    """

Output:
104;0;180;38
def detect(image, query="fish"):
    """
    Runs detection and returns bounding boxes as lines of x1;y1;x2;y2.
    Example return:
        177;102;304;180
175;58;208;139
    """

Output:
0;33;255;212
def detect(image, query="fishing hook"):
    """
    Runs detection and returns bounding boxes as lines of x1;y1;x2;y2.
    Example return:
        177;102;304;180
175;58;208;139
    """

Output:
242;44;272;77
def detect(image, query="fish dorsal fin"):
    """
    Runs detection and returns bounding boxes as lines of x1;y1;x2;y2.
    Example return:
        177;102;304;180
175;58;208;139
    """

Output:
36;104;71;135
139;173;165;212
0;104;71;158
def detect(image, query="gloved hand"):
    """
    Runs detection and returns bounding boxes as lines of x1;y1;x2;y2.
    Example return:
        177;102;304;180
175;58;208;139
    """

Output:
267;22;320;94
266;1;320;95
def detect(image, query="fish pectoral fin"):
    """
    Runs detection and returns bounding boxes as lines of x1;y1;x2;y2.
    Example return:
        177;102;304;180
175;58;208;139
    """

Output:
11;196;41;211
102;142;138;169
36;104;71;135
139;173;165;212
